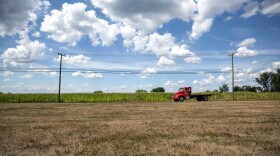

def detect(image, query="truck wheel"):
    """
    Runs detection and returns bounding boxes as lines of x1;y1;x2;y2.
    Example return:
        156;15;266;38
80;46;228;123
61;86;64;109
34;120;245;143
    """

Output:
203;96;208;101
179;96;185;102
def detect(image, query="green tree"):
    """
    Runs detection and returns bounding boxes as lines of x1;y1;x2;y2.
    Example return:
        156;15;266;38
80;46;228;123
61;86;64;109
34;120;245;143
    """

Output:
256;72;273;92
271;69;280;91
93;91;103;93
219;84;229;93
151;87;165;93
233;86;241;92
136;89;148;93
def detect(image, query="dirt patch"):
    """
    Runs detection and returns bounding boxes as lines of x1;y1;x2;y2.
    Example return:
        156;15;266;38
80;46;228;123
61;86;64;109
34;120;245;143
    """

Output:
0;101;280;155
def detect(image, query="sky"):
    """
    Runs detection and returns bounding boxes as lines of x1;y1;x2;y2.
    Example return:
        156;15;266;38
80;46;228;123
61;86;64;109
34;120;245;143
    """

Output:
0;0;280;93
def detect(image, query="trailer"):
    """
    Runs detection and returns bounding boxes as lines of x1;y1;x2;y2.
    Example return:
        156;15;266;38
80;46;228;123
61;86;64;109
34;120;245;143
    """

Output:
172;87;213;102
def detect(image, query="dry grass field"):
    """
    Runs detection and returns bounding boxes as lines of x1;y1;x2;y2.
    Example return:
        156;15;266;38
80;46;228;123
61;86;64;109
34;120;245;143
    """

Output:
0;101;280;155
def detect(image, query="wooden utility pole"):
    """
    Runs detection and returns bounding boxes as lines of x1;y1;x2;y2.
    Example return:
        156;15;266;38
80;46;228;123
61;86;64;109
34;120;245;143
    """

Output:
228;52;237;100
57;53;65;103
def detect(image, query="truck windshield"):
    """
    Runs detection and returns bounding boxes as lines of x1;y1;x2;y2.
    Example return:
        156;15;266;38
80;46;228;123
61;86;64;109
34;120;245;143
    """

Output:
179;88;184;92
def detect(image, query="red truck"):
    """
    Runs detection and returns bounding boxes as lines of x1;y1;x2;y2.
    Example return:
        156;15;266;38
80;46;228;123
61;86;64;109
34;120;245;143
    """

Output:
172;87;213;102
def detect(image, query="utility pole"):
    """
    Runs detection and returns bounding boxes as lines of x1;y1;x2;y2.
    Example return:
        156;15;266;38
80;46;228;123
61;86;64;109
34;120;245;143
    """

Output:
57;53;65;103
228;52;237;101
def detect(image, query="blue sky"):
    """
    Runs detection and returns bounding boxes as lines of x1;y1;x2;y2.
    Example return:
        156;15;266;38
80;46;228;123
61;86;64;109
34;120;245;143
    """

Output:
1;0;280;93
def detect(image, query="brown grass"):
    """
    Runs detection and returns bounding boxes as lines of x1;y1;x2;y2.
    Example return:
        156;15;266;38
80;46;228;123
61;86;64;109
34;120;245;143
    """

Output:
0;101;280;155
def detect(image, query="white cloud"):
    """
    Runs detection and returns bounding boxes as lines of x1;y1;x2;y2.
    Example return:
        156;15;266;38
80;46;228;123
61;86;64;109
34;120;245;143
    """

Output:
3;78;11;82
29;64;58;77
164;80;177;87
252;60;258;65
72;71;103;79
145;33;175;56
217;75;226;82
189;0;247;40
241;1;259;18
272;61;280;69
1;39;46;68
261;0;280;16
41;3;119;46
178;80;185;84
2;71;14;77
237;38;256;47
236;47;258;57
91;0;196;33
170;44;193;57
32;31;40;37
141;67;157;75
193;74;227;85
193;75;215;85
157;56;175;66
20;74;33;79
184;56;201;64
221;67;232;72
0;0;40;36
54;55;91;65
224;16;233;21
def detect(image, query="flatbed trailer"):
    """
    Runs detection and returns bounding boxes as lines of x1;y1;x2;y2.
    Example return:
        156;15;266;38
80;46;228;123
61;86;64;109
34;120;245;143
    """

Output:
172;87;213;102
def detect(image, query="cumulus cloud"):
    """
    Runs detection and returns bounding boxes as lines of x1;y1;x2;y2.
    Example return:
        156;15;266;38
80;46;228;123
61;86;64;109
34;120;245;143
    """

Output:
54;55;91;65
251;60;258;65
220;67;232;72
193;74;226;85
170;44;193;57
0;0;50;36
91;0;196;33
189;0;246;40
1;39;46;68
272;61;280;69
72;71;102;79
0;0;38;36
32;31;40;37
41;3;119;46
141;67;157;75
236;38;258;57
193;75;215;85
217;75;226;82
237;38;256;47
236;47;258;57
157;56;175;66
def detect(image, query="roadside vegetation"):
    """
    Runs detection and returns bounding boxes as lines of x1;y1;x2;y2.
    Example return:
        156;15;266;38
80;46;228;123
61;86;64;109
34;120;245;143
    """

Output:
0;92;279;103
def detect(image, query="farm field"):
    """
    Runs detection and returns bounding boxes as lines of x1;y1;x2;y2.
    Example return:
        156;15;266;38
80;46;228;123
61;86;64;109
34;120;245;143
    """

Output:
0;92;280;103
0;101;280;155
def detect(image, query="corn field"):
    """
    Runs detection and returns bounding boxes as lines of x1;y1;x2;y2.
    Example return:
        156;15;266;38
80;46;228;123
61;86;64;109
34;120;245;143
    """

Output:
0;92;280;103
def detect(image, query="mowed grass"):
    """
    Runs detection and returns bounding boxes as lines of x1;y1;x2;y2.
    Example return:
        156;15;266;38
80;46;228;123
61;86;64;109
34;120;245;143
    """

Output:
0;101;280;155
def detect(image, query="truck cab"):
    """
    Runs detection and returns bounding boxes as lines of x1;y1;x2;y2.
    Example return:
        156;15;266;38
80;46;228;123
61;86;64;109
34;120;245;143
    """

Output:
172;87;191;102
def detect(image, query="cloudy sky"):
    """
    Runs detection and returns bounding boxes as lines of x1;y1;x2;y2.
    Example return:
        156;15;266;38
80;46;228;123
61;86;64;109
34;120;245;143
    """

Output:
0;0;280;93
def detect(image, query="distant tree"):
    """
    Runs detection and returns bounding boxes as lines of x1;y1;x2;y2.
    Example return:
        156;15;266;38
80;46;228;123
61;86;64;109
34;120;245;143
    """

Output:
0;92;3;94
242;86;257;92
93;91;103;93
219;84;229;93
234;86;241;92
151;87;165;93
213;89;219;92
136;89;148;93
256;72;273;92
205;90;211;92
271;69;280;92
